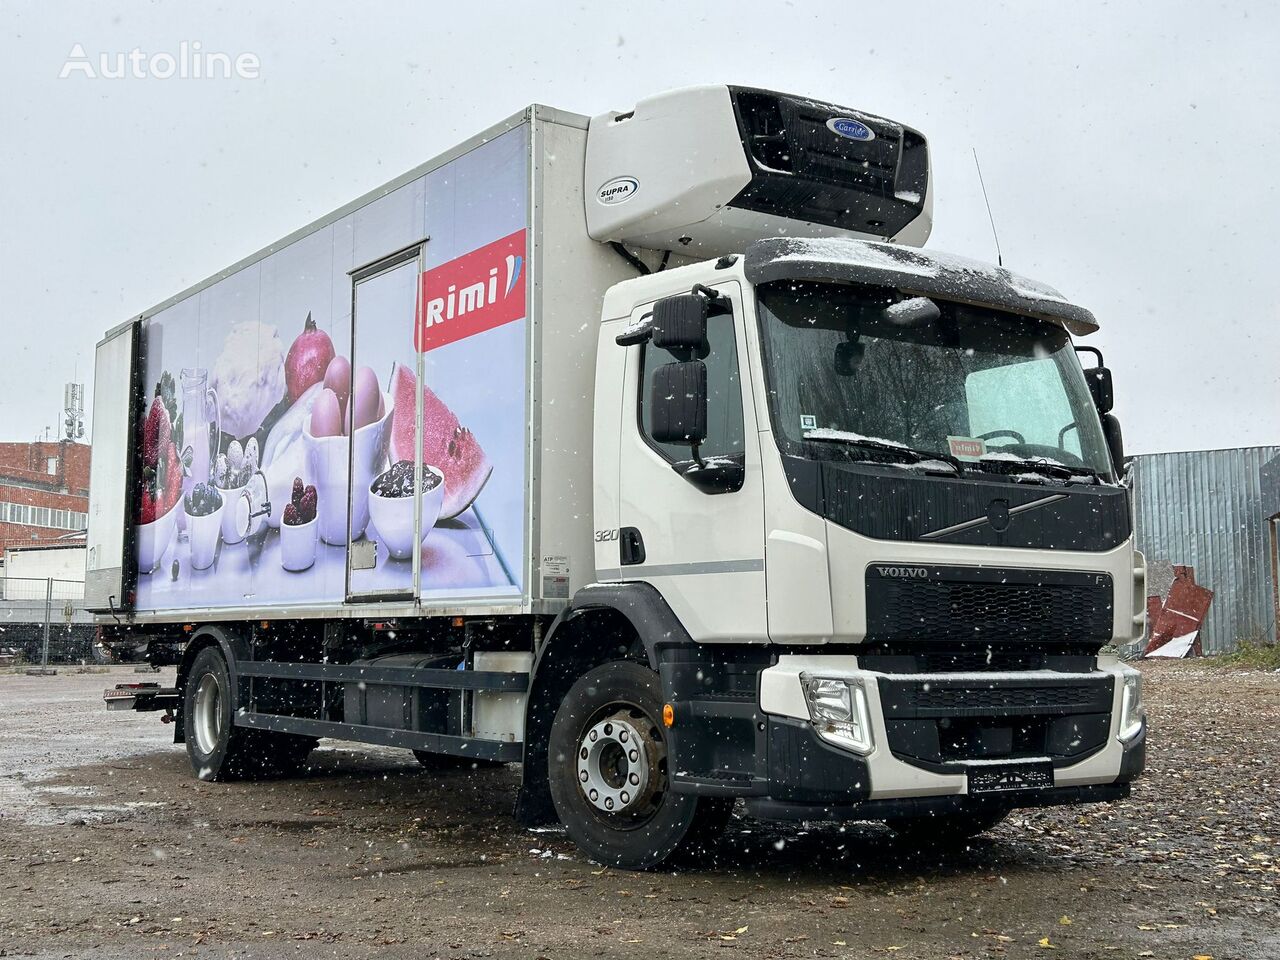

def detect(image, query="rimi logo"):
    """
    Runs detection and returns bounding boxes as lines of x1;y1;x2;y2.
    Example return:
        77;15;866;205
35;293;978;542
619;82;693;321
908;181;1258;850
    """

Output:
415;229;526;352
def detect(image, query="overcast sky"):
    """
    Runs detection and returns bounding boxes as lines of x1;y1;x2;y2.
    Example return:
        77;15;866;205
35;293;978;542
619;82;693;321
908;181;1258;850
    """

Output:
0;0;1275;454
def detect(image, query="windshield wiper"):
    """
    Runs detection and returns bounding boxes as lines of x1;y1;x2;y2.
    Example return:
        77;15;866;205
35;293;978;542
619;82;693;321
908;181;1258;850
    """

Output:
802;434;963;474
974;455;1100;485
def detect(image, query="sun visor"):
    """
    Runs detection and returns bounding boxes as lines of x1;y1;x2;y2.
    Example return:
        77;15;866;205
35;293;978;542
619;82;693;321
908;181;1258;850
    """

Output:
743;237;1099;335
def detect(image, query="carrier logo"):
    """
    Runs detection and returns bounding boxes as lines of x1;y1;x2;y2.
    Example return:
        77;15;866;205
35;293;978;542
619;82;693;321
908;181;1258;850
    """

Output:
875;566;929;579
827;117;876;142
597;176;639;205
415;229;526;352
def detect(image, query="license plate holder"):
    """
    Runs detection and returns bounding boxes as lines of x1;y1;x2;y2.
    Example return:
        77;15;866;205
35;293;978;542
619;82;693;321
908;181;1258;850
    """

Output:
967;761;1054;795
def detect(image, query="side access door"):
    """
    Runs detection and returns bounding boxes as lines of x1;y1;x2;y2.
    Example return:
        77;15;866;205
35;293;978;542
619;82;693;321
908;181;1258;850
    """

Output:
610;280;767;642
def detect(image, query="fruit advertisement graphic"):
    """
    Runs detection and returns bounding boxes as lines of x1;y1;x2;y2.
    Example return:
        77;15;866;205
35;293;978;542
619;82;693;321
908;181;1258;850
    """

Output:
132;126;528;611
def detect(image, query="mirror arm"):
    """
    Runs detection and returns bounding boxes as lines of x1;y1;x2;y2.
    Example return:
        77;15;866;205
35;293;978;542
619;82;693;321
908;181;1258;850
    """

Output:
1074;345;1104;367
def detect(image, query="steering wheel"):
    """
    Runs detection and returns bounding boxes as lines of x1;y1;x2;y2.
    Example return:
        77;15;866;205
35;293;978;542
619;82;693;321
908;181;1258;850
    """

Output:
977;429;1025;444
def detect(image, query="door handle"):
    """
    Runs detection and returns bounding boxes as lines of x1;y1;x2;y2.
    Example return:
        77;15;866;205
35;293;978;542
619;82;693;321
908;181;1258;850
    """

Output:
619;527;646;566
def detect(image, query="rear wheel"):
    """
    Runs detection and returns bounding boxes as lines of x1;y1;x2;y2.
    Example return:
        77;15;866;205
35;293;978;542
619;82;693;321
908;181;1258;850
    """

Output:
184;645;316;781
548;660;731;869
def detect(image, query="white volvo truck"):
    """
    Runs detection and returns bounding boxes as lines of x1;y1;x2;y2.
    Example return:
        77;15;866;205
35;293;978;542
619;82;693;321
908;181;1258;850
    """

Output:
89;86;1147;869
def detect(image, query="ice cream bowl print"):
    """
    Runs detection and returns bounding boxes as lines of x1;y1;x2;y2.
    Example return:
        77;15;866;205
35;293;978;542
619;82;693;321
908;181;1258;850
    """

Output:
367;462;444;561
280;513;319;572
137;500;178;573
183;485;225;571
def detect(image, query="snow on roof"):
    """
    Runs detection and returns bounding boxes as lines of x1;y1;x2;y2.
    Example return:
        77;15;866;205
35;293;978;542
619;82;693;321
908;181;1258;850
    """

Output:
744;236;1098;335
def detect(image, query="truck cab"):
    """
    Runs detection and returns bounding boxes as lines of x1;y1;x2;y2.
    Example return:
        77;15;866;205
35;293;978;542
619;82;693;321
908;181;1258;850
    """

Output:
567;240;1145;853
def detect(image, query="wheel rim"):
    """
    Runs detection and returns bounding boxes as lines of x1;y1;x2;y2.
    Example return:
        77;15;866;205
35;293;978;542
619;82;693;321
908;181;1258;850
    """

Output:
192;672;224;755
575;705;665;825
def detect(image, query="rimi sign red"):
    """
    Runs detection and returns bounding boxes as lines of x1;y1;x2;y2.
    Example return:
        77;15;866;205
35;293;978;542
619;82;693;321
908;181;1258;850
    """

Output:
415;229;526;353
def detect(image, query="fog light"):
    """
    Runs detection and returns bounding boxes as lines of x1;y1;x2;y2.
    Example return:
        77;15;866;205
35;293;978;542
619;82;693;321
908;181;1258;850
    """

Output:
801;674;874;755
1118;672;1145;743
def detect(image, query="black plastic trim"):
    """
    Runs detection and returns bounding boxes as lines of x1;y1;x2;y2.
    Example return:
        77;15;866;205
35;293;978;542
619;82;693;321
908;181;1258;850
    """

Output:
784;455;1131;552
744;782;1129;822
764;716;871;804
1117;725;1147;783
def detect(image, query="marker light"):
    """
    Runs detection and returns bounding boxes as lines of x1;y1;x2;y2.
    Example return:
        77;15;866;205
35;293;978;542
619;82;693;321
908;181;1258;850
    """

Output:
1118;672;1145;743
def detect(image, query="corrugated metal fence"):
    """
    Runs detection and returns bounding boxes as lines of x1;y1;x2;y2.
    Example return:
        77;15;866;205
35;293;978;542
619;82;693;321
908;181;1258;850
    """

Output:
1131;446;1280;654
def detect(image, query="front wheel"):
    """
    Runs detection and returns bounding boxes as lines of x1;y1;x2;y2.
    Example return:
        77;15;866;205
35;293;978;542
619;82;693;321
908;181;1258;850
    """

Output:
548;660;731;870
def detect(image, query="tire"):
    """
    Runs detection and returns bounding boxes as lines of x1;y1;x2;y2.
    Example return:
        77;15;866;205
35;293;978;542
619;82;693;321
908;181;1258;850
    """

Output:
412;751;505;771
183;645;316;781
887;808;1009;845
548;660;732;870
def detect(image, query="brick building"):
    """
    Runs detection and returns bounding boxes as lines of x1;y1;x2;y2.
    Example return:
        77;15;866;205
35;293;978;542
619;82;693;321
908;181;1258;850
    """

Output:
0;441;91;558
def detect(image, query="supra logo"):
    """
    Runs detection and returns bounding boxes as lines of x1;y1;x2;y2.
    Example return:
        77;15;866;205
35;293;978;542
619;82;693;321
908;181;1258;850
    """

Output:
876;565;929;579
595;528;619;542
597;176;639;205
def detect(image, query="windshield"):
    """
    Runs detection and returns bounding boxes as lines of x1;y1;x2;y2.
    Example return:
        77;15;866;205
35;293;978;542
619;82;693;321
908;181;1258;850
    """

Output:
755;280;1113;479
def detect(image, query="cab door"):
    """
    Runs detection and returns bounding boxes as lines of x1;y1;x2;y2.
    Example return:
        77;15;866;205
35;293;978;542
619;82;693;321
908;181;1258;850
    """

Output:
612;280;767;643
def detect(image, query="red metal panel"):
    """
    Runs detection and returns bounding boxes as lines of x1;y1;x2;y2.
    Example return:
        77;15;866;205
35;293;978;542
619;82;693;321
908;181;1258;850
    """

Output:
1144;579;1215;656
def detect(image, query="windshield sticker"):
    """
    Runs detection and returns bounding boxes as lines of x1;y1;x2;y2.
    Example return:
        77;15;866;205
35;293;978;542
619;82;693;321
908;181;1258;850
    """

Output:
799;414;817;431
947;436;987;461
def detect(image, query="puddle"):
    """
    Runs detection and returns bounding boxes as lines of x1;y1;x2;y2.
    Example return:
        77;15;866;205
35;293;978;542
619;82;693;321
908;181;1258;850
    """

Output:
0;772;168;827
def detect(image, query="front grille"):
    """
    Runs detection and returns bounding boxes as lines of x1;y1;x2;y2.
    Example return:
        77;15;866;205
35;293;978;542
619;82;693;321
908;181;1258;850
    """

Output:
888;679;1112;717
866;567;1113;644
878;674;1115;768
857;648;1095;674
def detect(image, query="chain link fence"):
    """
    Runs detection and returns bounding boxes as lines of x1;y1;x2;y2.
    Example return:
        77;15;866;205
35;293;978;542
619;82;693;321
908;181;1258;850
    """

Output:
0;577;99;667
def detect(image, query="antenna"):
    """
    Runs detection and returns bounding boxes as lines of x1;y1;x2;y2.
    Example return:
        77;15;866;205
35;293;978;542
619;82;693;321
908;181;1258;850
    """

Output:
972;148;1003;268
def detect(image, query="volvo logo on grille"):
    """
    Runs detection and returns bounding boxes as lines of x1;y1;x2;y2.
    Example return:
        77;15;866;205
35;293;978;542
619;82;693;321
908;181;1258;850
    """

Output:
876;566;929;579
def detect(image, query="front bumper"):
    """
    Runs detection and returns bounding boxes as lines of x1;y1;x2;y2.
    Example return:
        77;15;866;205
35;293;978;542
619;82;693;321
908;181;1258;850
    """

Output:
737;654;1144;819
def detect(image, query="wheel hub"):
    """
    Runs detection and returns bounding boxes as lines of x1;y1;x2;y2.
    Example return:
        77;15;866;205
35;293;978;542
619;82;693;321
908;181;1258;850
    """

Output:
193;672;224;755
576;712;657;814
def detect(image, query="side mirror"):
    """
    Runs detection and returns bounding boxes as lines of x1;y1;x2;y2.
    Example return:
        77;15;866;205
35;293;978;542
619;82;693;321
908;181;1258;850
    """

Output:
651;294;709;357
1101;412;1124;471
1085;366;1114;413
649;360;707;446
1075;345;1113;413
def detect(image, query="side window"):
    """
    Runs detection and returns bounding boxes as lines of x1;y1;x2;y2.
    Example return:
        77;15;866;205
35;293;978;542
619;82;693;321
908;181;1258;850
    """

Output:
639;310;744;463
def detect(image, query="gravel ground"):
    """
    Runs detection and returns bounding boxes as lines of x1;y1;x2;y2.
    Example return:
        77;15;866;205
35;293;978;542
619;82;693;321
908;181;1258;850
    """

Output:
0;660;1277;959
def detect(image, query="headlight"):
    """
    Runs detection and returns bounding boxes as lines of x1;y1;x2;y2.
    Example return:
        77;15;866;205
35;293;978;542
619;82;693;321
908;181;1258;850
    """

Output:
801;675;874;755
1117;672;1145;743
